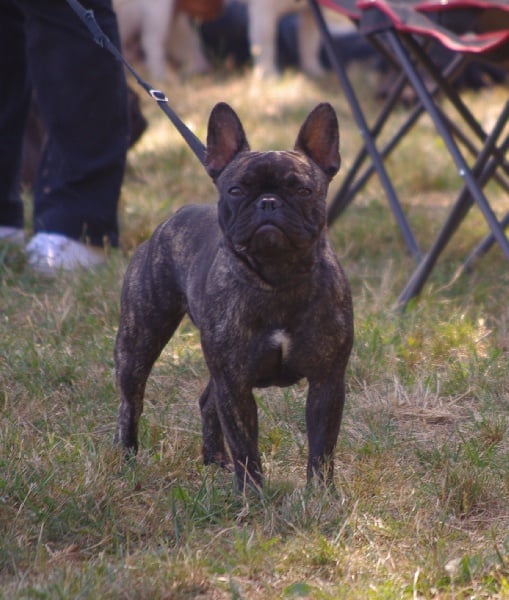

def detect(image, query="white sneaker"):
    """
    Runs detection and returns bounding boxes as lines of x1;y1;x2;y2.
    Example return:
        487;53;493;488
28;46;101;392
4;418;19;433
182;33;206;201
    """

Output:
0;225;25;246
26;232;106;276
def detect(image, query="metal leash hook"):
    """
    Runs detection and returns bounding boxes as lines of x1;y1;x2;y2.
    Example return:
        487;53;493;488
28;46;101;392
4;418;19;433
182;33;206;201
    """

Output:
65;0;207;167
149;89;169;103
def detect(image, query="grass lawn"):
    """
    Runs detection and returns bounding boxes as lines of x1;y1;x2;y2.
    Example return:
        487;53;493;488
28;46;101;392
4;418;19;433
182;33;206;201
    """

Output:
1;65;508;599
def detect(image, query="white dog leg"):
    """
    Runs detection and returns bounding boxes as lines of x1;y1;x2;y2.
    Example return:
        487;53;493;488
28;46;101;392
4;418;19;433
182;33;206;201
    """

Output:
139;0;176;80
298;9;325;78
247;0;283;77
168;12;210;76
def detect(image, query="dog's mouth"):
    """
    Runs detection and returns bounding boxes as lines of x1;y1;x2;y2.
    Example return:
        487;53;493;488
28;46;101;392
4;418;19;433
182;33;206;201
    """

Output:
254;222;285;237
233;223;291;256
251;223;290;251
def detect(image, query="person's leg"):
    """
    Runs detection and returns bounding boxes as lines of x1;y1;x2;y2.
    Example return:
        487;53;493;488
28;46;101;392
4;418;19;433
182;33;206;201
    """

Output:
23;0;129;249
0;0;30;243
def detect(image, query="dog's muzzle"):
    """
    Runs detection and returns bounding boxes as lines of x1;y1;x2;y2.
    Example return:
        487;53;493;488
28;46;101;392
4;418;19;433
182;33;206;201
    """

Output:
256;194;282;212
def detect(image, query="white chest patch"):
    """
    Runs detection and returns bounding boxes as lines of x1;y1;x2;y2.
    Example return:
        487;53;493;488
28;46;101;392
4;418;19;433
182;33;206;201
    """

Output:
270;329;292;359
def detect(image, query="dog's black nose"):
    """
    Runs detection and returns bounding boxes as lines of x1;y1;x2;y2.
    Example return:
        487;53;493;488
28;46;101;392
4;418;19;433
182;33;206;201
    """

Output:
257;195;280;211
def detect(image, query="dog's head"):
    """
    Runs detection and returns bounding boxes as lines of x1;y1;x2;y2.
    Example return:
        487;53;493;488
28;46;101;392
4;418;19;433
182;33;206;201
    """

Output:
205;102;340;280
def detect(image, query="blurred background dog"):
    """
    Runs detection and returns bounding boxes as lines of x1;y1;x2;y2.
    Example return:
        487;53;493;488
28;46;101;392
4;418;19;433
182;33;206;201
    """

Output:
113;0;324;80
113;0;215;79
244;0;324;77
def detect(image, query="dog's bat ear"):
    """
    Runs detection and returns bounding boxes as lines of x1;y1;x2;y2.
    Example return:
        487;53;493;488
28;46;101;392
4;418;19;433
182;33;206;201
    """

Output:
294;103;340;180
206;103;250;180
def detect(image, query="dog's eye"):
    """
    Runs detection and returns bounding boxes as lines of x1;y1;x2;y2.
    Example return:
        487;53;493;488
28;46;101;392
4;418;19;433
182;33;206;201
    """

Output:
297;187;312;198
228;186;243;197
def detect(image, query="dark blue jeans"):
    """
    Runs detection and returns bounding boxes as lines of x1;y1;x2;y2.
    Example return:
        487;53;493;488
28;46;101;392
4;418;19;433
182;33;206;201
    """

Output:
0;0;129;247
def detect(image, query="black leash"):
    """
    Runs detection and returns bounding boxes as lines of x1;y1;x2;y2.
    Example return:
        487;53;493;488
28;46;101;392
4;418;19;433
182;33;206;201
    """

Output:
65;0;207;166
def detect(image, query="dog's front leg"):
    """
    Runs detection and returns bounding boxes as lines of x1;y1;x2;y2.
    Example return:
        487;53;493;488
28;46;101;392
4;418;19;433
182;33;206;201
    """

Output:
199;379;229;468
212;378;262;491
305;373;347;486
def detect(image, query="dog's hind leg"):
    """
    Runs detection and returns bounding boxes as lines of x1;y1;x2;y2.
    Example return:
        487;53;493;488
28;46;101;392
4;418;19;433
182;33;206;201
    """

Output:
114;303;185;455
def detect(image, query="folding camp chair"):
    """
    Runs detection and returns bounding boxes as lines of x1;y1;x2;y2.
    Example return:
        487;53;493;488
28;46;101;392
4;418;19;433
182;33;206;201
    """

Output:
308;0;509;307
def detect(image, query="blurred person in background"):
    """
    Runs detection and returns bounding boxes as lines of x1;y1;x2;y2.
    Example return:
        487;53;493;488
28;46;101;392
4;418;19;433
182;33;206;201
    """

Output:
0;0;129;275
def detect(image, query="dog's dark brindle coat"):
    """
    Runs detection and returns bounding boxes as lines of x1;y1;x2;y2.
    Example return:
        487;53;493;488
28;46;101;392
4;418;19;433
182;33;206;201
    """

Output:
114;102;353;490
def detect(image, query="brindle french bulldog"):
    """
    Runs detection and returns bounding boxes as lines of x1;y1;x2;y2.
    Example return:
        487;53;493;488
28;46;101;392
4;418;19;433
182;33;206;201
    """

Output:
114;102;353;490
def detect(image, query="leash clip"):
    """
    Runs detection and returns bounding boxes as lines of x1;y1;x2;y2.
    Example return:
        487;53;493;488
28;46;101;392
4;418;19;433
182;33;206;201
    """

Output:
149;89;168;103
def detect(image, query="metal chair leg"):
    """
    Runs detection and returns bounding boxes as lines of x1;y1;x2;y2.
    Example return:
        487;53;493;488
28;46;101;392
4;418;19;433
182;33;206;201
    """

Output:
398;105;509;307
308;0;421;259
